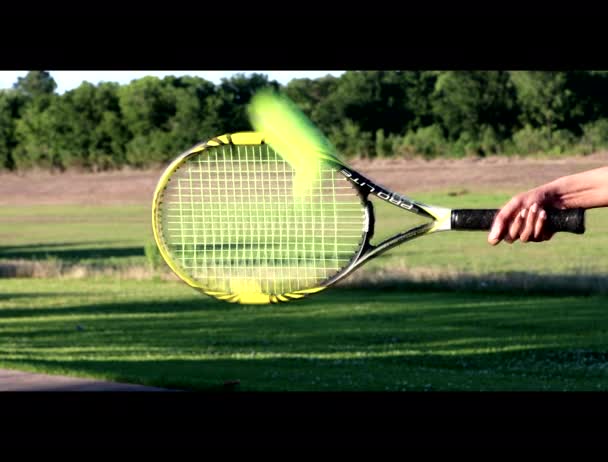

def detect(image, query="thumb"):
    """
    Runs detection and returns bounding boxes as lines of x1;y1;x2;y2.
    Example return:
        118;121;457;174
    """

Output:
487;216;504;244
488;197;523;245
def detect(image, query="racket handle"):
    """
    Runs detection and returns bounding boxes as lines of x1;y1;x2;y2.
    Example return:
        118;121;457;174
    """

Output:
451;208;586;234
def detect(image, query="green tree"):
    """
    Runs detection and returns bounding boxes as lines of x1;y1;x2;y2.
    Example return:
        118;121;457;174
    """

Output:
432;71;519;144
12;81;128;170
13;71;57;98
89;82;130;168
169;76;217;148
51;81;128;169
13;94;60;169
13;71;57;113
510;71;575;133
284;75;340;130
329;119;374;158
206;73;280;134
400;71;438;129
558;71;608;135
119;76;178;166
309;71;439;157
319;71;413;137
119;76;176;135
0;90;27;169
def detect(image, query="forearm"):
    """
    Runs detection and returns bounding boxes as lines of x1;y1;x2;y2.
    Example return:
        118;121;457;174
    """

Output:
541;166;608;210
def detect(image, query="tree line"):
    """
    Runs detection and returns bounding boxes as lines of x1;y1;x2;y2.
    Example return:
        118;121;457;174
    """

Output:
2;70;608;171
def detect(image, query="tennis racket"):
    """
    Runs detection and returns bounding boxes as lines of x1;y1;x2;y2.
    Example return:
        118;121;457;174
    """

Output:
152;96;586;305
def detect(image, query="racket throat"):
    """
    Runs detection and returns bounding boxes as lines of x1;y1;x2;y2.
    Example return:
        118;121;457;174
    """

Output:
426;206;453;232
359;221;437;269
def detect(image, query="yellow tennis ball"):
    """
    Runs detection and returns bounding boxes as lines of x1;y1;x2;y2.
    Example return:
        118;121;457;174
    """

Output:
247;89;341;198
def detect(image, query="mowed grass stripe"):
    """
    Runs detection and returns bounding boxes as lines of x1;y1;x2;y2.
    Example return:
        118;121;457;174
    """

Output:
1;279;607;391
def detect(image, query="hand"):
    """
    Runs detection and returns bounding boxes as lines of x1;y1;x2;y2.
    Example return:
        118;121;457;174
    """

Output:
488;187;558;245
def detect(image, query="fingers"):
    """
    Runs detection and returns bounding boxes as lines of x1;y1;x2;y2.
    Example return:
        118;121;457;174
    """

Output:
533;208;547;240
487;221;503;245
519;204;551;243
504;208;526;244
520;203;539;242
488;185;560;245
488;198;524;245
489;203;551;245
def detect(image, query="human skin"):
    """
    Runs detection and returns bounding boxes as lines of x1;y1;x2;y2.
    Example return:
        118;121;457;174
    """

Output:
488;166;608;245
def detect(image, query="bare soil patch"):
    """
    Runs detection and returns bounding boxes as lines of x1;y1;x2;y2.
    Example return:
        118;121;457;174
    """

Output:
350;151;608;195
2;152;608;206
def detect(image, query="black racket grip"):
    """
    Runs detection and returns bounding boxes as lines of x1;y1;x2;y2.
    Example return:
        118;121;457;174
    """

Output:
451;208;586;234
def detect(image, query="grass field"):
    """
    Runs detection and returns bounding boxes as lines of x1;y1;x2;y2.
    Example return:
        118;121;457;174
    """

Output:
2;278;608;391
0;205;150;268
2;192;608;280
1;189;608;390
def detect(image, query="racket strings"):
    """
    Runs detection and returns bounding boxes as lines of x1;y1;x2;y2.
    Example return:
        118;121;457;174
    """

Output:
158;144;366;295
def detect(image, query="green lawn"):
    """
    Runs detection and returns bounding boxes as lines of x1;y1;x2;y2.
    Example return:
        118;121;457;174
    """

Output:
0;205;151;268
366;192;608;277
2;192;608;278
1;278;607;391
1;192;608;391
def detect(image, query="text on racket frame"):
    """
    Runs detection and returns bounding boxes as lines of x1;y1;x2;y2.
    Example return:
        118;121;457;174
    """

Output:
340;168;415;210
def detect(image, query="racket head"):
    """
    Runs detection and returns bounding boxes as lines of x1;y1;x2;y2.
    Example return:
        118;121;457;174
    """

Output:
152;132;371;304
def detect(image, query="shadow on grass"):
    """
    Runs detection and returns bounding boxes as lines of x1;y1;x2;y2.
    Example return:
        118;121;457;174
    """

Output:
0;243;144;261
1;288;608;390
339;271;608;296
0;292;95;301
2;345;608;392
0;242;116;251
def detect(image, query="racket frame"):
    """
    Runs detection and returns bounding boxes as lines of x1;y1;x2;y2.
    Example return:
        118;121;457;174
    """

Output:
152;131;454;304
153;131;584;304
322;164;453;287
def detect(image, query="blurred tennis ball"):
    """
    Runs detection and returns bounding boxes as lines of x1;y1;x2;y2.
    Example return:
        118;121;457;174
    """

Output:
247;89;341;198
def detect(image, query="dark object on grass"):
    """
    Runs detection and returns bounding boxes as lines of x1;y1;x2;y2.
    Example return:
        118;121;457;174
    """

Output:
223;380;240;390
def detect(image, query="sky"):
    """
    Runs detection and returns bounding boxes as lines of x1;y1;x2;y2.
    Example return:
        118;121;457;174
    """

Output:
0;71;345;94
